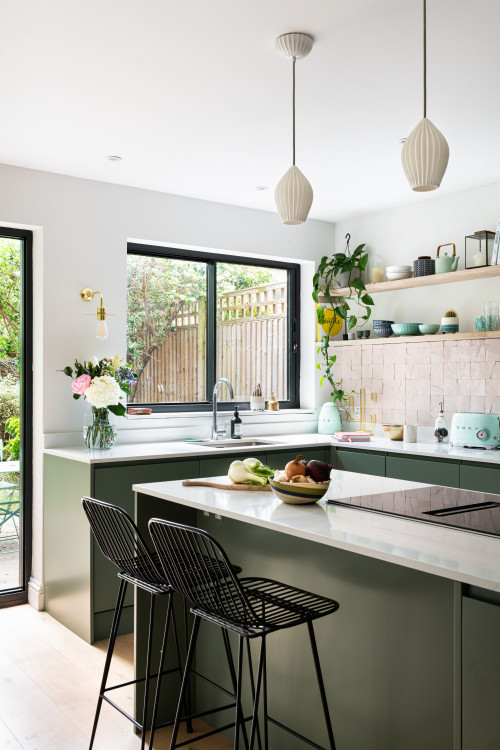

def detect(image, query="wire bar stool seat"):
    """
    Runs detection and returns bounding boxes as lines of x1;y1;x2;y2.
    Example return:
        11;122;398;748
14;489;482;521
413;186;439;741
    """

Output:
148;517;340;750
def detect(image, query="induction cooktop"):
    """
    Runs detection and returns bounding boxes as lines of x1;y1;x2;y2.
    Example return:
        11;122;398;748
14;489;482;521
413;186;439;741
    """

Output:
326;484;500;537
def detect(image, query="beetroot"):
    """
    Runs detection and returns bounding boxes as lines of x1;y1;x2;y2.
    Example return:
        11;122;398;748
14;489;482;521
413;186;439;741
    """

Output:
306;459;332;482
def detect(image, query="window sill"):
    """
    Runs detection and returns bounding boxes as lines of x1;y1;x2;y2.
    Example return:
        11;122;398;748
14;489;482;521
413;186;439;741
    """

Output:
126;408;315;420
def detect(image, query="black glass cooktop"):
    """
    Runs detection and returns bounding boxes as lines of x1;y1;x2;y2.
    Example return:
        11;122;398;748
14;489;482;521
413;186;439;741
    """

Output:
326;485;500;537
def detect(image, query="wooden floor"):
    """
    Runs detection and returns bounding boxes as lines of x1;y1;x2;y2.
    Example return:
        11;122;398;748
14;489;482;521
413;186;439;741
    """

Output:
0;604;234;749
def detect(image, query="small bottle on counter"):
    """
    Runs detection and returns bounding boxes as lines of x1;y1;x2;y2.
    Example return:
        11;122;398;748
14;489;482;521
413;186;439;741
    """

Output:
434;402;449;443
231;406;242;439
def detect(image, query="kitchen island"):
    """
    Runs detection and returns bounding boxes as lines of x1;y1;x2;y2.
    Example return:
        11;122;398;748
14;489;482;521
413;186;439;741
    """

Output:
133;470;500;750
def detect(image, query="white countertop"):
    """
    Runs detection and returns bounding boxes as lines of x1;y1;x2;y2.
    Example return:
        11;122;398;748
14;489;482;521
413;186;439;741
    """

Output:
331;436;500;464
133;470;500;593
43;433;331;464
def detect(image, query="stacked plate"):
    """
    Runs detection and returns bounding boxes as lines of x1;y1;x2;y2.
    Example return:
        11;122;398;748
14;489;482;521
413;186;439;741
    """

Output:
386;265;413;281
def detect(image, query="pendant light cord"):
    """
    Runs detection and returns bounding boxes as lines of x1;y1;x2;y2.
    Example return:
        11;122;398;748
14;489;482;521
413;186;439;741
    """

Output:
292;58;296;165
423;0;427;118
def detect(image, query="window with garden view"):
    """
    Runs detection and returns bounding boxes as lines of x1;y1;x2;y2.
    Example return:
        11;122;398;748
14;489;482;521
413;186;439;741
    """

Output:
126;245;299;410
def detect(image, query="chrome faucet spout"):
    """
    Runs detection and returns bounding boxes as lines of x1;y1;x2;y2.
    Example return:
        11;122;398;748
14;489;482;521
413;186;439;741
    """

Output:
212;378;234;439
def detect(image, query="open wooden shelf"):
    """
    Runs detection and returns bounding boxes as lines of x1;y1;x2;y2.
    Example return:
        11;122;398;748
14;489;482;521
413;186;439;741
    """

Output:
315;331;500;347
320;263;500;299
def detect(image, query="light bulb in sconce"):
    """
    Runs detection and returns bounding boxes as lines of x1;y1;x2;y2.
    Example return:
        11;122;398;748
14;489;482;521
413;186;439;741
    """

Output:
81;287;109;341
96;319;108;340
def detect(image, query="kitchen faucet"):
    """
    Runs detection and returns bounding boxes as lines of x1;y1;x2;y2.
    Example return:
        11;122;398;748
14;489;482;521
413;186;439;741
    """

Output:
212;378;234;439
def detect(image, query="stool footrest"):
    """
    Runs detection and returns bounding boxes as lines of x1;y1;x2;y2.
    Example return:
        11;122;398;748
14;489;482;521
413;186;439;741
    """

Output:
172;714;254;749
102;665;180;695
269;715;328;750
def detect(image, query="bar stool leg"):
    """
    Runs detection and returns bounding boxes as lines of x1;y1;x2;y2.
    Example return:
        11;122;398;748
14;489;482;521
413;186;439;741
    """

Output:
89;578;127;750
140;593;156;750
221;630;249;750
170;615;201;750
148;594;173;750
262;637;268;750
249;637;265;750
245;640;262;750
307;621;336;750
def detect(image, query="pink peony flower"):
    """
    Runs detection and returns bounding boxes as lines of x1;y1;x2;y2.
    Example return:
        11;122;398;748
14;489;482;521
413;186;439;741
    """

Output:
72;374;91;395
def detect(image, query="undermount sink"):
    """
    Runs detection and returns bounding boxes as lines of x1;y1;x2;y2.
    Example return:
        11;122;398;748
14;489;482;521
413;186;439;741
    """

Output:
198;438;279;449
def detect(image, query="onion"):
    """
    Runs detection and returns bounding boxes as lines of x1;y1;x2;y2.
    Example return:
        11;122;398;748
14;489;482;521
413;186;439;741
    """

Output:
284;455;307;480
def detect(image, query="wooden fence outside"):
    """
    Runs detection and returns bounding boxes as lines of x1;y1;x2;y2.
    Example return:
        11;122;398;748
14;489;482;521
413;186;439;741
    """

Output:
132;282;287;403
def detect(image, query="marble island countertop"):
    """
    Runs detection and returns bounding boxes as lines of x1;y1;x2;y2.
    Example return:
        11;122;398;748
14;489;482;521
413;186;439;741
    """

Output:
133;470;500;593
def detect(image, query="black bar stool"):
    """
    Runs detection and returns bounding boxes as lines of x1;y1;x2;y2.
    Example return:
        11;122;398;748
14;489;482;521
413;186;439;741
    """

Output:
82;497;186;750
148;517;340;750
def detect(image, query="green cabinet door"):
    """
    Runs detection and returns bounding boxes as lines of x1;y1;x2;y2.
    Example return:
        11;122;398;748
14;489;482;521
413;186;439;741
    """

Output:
199;451;267;479
462;595;500;750
386;455;460;488
336;448;385;476
460;463;500;494
92;458;199;638
266;447;328;469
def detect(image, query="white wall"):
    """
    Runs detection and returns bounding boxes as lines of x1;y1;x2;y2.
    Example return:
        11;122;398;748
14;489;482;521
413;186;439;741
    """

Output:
0;162;334;606
334;181;500;333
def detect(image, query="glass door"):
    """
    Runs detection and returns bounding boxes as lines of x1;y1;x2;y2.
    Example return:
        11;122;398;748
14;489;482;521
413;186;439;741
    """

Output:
0;228;32;606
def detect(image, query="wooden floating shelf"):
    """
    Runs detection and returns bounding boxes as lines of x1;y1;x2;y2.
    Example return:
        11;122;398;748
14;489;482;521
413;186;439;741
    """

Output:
320;264;500;299
315;331;500;347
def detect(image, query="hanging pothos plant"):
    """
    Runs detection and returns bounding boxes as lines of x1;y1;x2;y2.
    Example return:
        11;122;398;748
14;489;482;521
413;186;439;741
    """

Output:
312;236;374;409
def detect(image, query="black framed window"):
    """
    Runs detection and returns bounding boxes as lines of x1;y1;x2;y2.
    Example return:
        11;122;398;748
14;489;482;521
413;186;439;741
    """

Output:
0;227;32;607
127;243;300;411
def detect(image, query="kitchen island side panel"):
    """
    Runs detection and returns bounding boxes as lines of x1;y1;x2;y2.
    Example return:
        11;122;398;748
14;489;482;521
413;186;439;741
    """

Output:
43;454;93;642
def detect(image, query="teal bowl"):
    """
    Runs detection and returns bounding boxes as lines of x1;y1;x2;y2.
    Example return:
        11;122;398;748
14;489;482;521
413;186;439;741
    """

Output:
268;478;331;504
391;323;422;336
418;324;440;335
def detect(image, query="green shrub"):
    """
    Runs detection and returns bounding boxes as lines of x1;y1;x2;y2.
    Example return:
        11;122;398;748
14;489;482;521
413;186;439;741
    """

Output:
4;416;20;460
0;375;19;438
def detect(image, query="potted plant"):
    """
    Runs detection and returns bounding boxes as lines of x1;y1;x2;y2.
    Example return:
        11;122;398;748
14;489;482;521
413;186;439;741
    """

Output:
312;238;374;431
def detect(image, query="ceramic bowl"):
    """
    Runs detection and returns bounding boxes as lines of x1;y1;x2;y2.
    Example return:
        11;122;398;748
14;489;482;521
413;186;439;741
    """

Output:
382;424;404;441
386;271;413;280
386;265;411;273
418;324;440;335
391;323;422;336
268;478;331;504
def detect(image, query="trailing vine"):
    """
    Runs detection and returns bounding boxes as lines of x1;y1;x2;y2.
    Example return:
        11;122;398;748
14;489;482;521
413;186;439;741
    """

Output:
312;236;374;408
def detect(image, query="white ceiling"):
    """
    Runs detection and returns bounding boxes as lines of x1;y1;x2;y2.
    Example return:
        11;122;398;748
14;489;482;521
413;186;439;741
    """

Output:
1;0;499;222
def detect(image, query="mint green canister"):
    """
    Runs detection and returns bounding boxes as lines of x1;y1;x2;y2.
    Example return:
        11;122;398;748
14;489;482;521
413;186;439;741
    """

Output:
318;403;342;434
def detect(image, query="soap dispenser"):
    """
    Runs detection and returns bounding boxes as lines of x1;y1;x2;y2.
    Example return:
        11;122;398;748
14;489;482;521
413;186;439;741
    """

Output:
231;406;242;439
434;402;449;443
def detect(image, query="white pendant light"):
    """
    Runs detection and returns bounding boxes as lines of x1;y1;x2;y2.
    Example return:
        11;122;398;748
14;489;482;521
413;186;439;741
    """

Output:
401;0;449;192
274;32;314;224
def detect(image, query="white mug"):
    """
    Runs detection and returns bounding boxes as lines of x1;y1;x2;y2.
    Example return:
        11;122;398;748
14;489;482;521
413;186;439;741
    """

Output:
403;424;417;443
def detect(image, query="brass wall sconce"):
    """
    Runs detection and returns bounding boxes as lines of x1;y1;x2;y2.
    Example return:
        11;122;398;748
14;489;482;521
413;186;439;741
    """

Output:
80;288;108;340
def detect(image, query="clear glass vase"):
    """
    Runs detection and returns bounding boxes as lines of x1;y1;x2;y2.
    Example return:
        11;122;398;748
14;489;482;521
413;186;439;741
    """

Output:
83;407;117;450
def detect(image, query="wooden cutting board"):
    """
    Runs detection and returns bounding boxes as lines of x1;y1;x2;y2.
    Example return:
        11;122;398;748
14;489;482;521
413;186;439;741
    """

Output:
182;480;272;492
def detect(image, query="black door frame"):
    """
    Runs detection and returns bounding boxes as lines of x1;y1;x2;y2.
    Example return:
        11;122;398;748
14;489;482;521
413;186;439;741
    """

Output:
0;227;33;607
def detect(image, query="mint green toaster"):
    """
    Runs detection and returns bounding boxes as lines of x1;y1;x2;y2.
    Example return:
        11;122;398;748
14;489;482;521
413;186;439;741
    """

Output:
450;412;500;449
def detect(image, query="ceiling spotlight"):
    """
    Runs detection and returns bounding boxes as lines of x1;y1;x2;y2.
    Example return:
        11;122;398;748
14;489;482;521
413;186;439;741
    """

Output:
256;185;269;191
274;32;314;225
106;155;122;162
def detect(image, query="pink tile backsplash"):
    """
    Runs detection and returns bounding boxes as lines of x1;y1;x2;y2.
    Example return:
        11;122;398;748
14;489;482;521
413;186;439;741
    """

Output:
345;336;500;429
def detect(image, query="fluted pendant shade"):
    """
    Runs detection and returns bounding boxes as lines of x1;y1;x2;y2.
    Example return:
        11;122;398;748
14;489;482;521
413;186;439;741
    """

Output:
275;165;313;225
401;117;449;192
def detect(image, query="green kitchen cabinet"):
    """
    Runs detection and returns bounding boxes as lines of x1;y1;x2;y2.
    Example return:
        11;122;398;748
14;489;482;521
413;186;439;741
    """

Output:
335;448;385;476
459;462;500;494
92;458;199;638
199;450;267;478
266;447;327;468
386;455;460;488
462;591;500;750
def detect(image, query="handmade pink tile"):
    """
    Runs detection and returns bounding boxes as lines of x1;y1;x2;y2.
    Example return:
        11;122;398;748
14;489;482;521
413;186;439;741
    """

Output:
485;341;500;361
405;380;419;397
415;343;431;363
404;409;418;424
456;379;471;396
361;345;373;364
414;393;430;411
469;342;485;362
393;408;405;423
485;379;500;396
382;408;396;423
383;363;395;381
371;379;383;394
430;361;444;381
393;346;407;364
430;381;444;396
430;341;443;360
372;347;384;364
406;363;418;380
362;364;373;380
491;361;500;379
383;345;397;364
417;410;434;427
470;396;485;412
471;362;485;380
394;363;406;380
485;395;500;413
417;378;431;395
470;379;486;396
443;342;460;362
417;363;431;380
443;379;458;394
372;364;383;379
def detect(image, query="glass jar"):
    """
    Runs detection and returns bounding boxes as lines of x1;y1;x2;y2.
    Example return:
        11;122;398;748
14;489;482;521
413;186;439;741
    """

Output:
367;253;385;284
83;407;117;450
484;300;499;332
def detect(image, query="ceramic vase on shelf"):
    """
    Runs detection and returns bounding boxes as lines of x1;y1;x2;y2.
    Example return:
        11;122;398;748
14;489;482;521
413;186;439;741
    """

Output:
83;406;117;450
318;403;342;435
